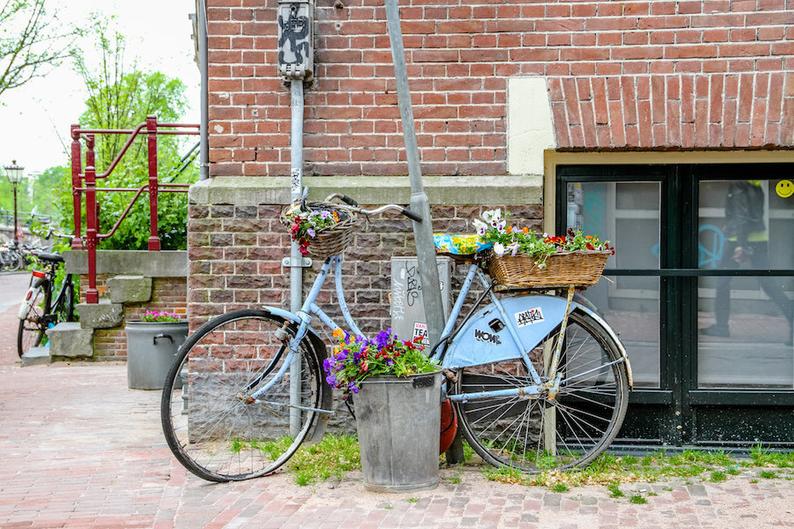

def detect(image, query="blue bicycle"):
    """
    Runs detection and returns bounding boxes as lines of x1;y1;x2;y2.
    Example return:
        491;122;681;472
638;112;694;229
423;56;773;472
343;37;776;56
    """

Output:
161;194;632;482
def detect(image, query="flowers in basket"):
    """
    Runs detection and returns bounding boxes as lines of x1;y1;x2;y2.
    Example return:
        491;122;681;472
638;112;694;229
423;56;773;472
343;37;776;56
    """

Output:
141;310;183;323
322;328;438;396
474;209;614;268
282;206;344;256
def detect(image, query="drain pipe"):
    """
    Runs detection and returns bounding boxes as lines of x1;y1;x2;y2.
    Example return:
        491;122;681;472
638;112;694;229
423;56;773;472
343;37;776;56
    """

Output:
278;0;314;437
288;79;304;436
197;0;209;180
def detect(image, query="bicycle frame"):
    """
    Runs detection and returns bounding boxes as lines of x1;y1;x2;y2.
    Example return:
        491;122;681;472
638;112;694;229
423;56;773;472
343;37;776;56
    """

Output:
249;254;632;403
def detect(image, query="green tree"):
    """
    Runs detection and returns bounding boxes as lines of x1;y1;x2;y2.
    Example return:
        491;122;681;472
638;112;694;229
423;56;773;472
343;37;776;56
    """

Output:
0;0;79;101
57;21;197;250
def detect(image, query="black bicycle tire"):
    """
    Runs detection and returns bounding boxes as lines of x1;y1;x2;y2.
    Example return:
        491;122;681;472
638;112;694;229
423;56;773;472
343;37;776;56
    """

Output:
160;308;324;482
454;309;630;472
16;283;51;358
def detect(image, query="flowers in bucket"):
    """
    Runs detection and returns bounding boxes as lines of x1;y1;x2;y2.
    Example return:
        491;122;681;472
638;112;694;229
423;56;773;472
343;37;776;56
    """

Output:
141;310;183;323
282;207;345;256
474;209;614;268
322;328;438;396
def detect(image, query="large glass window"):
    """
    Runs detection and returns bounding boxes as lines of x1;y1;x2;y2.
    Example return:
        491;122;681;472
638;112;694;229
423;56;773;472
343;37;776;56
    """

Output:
567;181;661;388
697;179;794;388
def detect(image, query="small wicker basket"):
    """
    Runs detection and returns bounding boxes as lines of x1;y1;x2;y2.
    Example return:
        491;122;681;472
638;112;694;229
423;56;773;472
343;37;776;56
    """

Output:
281;204;356;260
488;251;610;290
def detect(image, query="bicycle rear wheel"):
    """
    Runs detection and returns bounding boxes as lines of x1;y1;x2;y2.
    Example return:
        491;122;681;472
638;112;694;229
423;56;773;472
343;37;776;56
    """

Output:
454;309;629;472
17;286;50;358
161;309;325;482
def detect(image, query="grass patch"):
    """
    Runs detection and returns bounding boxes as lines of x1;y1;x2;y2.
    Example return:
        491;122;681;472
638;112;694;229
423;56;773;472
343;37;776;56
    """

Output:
445;473;462;485
750;445;794;468
709;470;727;483
629;494;647;505
607;483;624;498
483;465;528;485
230;434;360;486
406;497;419;504
550;483;569;493
759;470;778;479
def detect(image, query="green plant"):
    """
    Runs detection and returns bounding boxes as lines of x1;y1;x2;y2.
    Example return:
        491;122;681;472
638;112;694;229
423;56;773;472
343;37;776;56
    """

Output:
474;209;614;267
141;310;182;323
406;497;419;504
323;328;438;396
759;470;778;479
709;471;726;482
550;483;569;493
283;206;348;256
629;494;647;505
607;483;624;498
482;466;527;485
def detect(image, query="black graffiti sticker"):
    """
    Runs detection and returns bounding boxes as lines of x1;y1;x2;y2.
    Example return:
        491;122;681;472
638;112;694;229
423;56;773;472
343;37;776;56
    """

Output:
515;307;544;327
474;329;501;345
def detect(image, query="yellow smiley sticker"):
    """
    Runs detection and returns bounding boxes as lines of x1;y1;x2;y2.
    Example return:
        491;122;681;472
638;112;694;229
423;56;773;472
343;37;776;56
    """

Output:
776;179;794;198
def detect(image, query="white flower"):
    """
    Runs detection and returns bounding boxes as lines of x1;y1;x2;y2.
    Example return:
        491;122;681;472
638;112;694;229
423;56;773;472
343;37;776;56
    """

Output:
482;208;502;223
497;220;506;233
507;242;519;256
493;242;506;257
472;219;487;235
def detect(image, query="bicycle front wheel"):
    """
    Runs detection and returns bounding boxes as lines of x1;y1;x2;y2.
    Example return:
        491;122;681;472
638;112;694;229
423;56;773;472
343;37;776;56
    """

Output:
161;309;325;482
454;309;629;472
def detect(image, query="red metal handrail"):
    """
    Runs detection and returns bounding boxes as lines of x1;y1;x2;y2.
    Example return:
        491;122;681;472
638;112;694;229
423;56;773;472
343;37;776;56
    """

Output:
70;116;199;304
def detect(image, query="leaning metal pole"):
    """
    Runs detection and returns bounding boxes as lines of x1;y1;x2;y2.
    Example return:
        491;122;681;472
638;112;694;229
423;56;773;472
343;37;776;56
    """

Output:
289;79;304;436
384;0;445;347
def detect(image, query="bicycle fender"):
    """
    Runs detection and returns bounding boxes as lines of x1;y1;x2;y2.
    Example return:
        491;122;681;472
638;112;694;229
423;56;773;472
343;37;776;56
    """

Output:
259;305;334;441
441;295;633;388
18;285;42;320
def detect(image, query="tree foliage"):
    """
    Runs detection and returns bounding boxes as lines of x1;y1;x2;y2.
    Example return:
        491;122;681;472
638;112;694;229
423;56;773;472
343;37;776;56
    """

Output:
55;21;198;250
0;0;78;100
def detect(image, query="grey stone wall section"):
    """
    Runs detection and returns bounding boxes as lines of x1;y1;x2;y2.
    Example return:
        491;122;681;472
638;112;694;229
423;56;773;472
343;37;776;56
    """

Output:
64;250;187;277
108;276;153;304
46;322;93;358
76;301;124;330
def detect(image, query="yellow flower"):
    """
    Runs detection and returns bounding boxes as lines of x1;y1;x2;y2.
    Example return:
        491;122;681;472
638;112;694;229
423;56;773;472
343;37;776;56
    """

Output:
332;328;345;339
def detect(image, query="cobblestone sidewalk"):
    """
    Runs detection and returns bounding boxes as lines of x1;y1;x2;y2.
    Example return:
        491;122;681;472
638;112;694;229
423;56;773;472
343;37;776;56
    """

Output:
0;363;792;529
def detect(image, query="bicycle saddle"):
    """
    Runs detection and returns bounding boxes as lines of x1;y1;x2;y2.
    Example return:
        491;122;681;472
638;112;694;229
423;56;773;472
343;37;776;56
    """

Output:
32;251;64;263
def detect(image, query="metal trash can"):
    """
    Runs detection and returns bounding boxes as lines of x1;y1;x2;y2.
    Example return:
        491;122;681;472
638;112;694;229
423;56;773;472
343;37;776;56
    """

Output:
125;321;188;390
355;372;442;492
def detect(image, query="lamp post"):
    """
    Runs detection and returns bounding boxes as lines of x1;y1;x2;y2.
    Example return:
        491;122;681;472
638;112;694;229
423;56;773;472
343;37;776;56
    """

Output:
4;160;24;244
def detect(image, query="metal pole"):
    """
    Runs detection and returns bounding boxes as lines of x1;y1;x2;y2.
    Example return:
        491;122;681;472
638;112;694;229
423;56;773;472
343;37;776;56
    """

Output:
289;79;304;436
146;116;161;251
197;0;209;181
384;0;445;347
12;183;18;244
70;125;83;249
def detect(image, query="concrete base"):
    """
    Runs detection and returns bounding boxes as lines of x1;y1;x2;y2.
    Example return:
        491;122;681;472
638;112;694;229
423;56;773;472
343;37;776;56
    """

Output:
46;323;93;358
76;300;123;329
108;275;152;304
21;346;51;366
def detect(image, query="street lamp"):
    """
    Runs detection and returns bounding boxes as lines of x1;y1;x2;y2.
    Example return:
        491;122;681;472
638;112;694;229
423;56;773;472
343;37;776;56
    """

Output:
4;160;24;244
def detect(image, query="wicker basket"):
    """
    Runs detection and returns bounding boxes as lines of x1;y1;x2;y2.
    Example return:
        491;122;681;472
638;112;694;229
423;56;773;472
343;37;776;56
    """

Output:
488;251;610;289
281;204;356;260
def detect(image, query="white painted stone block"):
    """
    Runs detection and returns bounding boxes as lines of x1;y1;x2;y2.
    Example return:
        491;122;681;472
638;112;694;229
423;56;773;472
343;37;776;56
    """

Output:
507;77;557;176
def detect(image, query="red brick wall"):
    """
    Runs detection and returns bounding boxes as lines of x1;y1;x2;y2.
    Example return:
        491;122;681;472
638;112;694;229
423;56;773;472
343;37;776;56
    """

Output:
207;0;794;178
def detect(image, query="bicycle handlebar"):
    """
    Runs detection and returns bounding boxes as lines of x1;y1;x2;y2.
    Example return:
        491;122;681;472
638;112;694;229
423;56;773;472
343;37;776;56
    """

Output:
322;193;423;223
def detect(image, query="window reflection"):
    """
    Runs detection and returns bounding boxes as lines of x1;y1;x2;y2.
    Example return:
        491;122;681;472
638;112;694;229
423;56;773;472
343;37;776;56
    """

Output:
697;179;794;388
568;182;661;388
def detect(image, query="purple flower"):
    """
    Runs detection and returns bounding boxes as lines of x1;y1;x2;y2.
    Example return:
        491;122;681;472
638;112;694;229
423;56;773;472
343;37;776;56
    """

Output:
325;374;337;387
375;328;392;350
307;228;316;238
321;211;331;219
322;358;332;374
348;382;360;394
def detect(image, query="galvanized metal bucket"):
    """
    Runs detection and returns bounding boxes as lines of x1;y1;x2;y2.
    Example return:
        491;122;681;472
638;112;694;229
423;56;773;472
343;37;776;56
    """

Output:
355;372;442;492
125;321;188;390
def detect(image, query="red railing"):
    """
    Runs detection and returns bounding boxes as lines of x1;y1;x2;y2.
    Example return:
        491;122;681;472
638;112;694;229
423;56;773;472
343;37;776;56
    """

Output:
71;116;200;303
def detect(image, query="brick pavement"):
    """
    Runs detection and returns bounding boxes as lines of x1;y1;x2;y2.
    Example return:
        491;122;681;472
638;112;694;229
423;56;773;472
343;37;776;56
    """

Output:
0;362;793;529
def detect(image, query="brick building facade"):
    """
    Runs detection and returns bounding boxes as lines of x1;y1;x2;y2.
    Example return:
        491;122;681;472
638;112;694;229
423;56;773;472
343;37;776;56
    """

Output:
191;1;794;446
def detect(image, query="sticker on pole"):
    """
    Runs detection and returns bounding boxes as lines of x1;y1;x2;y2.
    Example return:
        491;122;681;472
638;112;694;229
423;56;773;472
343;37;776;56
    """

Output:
412;322;428;345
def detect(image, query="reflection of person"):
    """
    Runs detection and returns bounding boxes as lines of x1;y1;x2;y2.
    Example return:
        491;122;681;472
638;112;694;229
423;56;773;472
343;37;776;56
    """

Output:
702;181;793;344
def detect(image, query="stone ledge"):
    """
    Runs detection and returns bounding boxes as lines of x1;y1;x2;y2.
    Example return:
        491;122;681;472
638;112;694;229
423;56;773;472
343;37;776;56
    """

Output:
108;276;153;304
76;300;124;330
46;322;93;358
64;250;187;277
188;175;543;206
